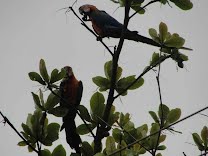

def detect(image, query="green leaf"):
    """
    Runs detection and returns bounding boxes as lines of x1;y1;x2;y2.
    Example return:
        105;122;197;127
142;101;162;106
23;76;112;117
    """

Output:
138;147;146;154
159;22;168;42
41;149;52;156
119;113;131;127
123;121;135;132
167;108;181;123
50;68;66;84
159;135;166;143
28;72;46;85
192;133;204;151
39;89;45;106
104;60;122;81
164;34;185;48
48;106;68;117
81;141;94;156
44;90;60;110
150;52;160;66
39;59;50;83
90;92;105;122
149;28;158;39
112;128;122;143
157;145;166;150
52;145;66;156
78;105;92;122
17;141;27;146
92;76;110;91
22;123;32;136
158;104;170;121
150;123;160;148
170;0;193;10
201;126;208;146
156;153;162;156
106;136;116;155
44;123;60;144
77;123;96;135
149;111;159;123
32;92;44;111
28;144;36;152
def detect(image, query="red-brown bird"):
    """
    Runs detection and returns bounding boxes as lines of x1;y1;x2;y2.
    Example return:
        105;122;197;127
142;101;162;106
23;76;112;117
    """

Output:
60;66;83;154
79;4;162;47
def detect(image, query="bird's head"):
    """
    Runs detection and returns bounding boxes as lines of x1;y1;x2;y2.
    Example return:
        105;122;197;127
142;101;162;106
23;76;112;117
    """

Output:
63;66;74;78
79;4;97;20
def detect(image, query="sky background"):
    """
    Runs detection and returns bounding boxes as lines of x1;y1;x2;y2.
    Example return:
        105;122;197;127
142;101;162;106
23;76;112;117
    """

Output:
0;0;208;155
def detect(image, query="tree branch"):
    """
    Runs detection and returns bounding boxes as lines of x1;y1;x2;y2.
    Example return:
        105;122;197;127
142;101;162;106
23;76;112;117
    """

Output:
114;54;172;99
108;105;208;156
0;110;39;154
94;1;132;153
67;6;114;56
129;0;160;19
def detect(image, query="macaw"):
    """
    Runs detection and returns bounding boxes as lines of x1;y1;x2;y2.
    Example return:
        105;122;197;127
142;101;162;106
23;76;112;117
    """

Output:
79;4;161;47
60;66;83;154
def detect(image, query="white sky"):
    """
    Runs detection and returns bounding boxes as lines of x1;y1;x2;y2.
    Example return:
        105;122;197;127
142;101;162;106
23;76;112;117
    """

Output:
0;0;208;155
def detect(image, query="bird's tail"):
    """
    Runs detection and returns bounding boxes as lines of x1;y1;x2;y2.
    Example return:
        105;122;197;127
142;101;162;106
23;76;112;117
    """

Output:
62;109;81;154
125;30;162;48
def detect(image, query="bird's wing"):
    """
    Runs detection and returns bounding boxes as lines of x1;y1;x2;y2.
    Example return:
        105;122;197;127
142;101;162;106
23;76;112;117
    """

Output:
75;81;83;106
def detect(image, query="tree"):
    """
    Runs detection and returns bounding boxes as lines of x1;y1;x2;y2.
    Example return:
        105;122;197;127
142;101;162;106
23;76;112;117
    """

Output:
1;0;207;156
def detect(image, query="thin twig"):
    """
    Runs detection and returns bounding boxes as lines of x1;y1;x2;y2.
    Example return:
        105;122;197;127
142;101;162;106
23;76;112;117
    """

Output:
129;0;160;19
0;111;39;154
116;121;152;155
114;54;172;99
108;105;208;156
67;6;114;56
183;152;187;156
153;53;164;156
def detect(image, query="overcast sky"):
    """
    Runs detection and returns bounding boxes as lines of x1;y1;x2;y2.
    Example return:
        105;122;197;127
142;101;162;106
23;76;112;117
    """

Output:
0;0;208;155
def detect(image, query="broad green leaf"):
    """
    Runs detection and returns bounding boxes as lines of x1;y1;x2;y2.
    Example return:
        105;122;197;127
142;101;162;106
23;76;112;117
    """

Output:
138;147;146;154
164;34;185;48
81;141;94;156
17;141;27;146
192;133;204;151
77;124;96;135
159;22;168;42
201;126;208;146
78;105;92;122
150;52;160;66
32;92;44;111
48;106;68;117
116;66;123;81
149;111;159;123
41;149;52;156
45;123;60;144
28;144;36;152
28;72;46;85
50;68;66;84
22;123;32;136
39;59;50;83
104;60;122;81
112;128;122;143
159;135;166;143
157;145;166;150
106;136;116;155
52;145;66;156
92;76;110;90
44;90;60;110
150;123;160;148
123;121;135;132
149;28;158;39
170;0;193;10
90;92;105;122
158;104;170;121
119;113;131;127
39;89;45;106
156;153;162;156
167;108;181;123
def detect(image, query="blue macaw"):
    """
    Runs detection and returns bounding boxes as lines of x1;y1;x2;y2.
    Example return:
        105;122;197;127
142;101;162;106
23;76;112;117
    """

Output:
79;4;161;47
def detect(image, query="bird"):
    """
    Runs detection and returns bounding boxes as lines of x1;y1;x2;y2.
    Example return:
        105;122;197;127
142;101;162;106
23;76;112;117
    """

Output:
78;4;162;48
60;66;83;154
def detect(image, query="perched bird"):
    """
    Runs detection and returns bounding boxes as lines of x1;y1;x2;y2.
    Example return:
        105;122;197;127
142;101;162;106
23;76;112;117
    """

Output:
60;66;83;154
79;4;162;47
